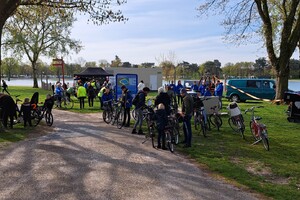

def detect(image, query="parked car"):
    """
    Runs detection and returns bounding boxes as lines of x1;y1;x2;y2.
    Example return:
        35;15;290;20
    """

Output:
225;79;276;102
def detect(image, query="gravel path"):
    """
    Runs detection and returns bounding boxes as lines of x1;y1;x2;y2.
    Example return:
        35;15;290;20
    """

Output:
0;110;262;200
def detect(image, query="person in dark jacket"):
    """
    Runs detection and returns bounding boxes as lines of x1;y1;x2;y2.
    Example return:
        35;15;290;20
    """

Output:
1;80;10;95
155;87;171;115
155;103;168;150
132;87;150;135
121;85;133;127
87;83;96;107
180;88;194;148
20;97;32;127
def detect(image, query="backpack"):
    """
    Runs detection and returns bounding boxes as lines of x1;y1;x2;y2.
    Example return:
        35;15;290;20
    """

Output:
132;92;141;106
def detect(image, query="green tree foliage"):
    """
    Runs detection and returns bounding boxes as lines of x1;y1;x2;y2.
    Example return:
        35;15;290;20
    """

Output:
111;55;122;67
160;61;175;81
0;0;127;86
198;1;300;99
3;6;82;88
1;57;19;80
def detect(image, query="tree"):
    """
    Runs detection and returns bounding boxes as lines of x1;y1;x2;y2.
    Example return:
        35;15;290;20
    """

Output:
111;55;122;67
0;0;127;86
198;1;300;99
3;6;82;88
2;57;19;80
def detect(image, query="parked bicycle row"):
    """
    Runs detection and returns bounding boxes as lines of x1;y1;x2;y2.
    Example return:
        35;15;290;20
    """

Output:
0;92;54;129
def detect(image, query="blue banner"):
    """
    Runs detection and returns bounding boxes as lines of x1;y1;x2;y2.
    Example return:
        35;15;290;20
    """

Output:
115;74;138;100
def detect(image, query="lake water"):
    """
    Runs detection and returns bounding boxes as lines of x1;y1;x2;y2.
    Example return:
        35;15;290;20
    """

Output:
3;78;300;91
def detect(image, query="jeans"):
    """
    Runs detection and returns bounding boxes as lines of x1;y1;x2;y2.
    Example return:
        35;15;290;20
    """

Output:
123;107;131;126
183;114;192;146
133;108;143;130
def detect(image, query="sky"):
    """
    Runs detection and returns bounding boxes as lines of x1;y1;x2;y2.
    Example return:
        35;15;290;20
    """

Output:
65;0;269;66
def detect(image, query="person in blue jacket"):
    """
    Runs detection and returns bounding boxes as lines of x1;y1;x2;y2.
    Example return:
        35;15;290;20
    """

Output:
199;81;206;96
214;80;224;109
191;81;199;92
175;80;184;105
204;86;212;97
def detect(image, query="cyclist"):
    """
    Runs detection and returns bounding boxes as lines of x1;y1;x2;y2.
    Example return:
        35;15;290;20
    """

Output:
102;87;113;111
132;87;150;135
193;90;207;124
121;85;133;127
43;94;54;112
54;82;63;107
154;103;168;150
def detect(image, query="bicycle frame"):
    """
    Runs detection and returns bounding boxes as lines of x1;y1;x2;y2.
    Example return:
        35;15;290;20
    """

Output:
245;106;269;151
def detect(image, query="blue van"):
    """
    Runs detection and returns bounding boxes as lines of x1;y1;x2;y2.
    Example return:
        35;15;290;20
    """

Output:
225;79;276;102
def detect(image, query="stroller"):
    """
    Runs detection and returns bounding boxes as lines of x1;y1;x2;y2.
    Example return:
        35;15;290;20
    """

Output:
284;91;300;123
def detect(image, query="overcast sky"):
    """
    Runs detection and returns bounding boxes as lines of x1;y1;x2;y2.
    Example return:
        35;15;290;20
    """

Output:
65;0;269;66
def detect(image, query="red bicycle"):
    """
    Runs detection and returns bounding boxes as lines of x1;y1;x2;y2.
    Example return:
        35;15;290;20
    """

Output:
245;106;269;151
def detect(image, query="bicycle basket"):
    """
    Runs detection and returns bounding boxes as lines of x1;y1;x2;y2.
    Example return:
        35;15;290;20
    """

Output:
228;102;241;117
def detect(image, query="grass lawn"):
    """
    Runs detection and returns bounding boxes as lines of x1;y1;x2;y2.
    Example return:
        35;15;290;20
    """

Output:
1;86;300;199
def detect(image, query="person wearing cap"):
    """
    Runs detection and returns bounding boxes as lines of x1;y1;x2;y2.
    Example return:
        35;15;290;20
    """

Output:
180;88;194;148
132;87;150;135
137;80;145;92
121;85;133;127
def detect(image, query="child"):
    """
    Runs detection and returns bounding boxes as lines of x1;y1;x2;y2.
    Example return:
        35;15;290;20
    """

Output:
155;103;168;150
44;94;54;112
20;97;32;127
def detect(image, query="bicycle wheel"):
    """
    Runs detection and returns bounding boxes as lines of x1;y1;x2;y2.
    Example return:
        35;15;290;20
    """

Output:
45;112;53;126
200;115;207;137
194;115;199;130
116;107;124;129
63;97;74;109
228;117;240;133
131;109;137;120
31;110;41;127
150;126;156;148
209;114;222;131
237;120;245;139
250;121;260;141
103;110;112;124
166;131;174;153
172;126;179;144
261;130;269;151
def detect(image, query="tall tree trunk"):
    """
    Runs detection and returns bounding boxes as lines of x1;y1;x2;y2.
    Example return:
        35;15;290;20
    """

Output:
0;0;20;87
275;63;290;100
32;61;38;88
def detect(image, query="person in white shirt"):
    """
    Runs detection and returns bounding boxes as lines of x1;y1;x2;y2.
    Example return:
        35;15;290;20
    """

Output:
137;80;145;91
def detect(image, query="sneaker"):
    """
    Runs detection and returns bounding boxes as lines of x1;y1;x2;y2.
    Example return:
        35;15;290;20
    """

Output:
131;129;137;134
138;129;144;135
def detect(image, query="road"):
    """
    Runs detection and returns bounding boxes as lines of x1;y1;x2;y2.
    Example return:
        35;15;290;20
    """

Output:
0;109;262;200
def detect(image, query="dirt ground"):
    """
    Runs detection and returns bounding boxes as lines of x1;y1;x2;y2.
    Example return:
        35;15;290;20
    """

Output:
0;109;265;200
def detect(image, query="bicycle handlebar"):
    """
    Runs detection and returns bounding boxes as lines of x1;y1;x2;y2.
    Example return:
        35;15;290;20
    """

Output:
245;106;264;114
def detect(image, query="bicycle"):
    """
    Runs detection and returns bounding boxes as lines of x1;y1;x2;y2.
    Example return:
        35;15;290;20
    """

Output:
54;93;74;109
208;105;222;131
227;102;245;139
194;106;208;137
142;105;156;148
164;120;176;153
33;106;54;127
102;100;113;124
111;100;124;129
245;106;269;151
